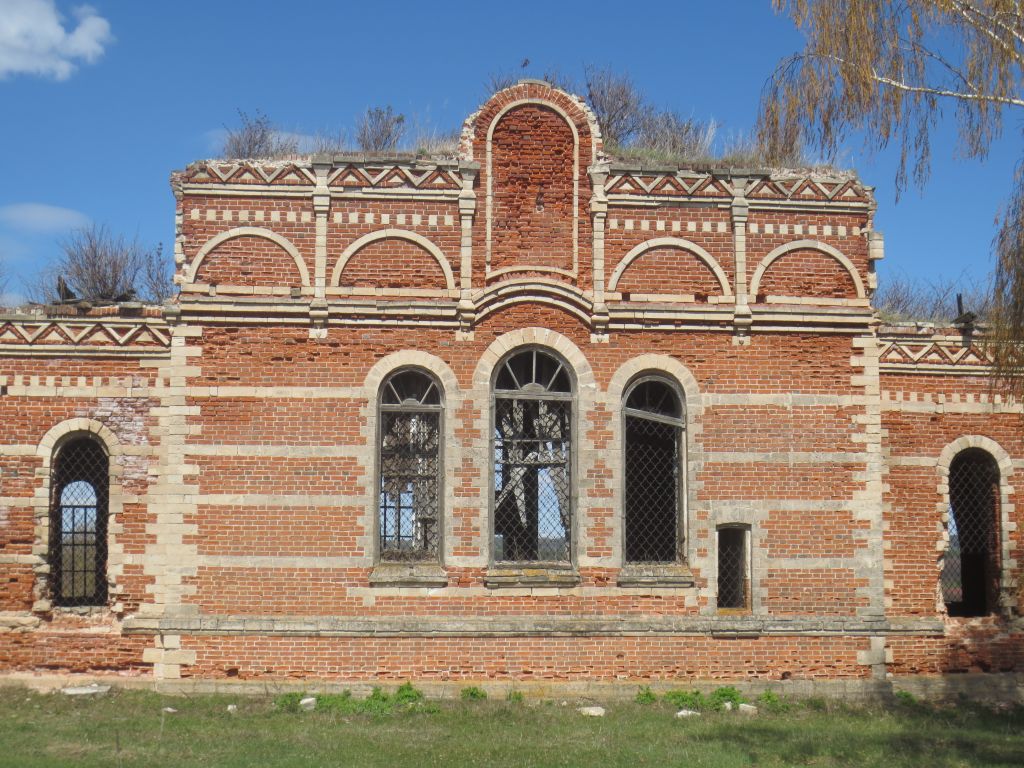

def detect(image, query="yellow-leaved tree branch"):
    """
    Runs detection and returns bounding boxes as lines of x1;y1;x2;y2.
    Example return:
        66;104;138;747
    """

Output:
758;0;1024;396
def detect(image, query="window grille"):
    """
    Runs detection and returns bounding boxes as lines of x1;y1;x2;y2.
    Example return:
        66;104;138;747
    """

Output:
493;349;572;563
624;378;684;562
49;436;109;606
378;370;442;561
942;448;1000;616
717;526;749;610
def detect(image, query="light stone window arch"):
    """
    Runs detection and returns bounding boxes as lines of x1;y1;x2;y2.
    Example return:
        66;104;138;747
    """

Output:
621;375;686;564
363;352;460;570
607;355;702;571
491;347;575;564
376;367;444;563
33;419;124;612
936;435;1016;616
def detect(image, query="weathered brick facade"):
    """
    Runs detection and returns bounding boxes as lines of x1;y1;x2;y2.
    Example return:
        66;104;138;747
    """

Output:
1;82;1021;688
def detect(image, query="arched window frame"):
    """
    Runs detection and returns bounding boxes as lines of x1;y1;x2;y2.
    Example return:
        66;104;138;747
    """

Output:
621;375;687;564
48;433;110;607
490;346;576;566
936;436;1015;619
942;447;1001;617
375;367;445;564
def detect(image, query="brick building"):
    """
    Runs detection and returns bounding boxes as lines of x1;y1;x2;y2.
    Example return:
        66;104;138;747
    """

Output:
1;81;1021;690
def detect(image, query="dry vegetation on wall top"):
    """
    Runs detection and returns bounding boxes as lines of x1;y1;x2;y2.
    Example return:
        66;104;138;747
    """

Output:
217;66;834;172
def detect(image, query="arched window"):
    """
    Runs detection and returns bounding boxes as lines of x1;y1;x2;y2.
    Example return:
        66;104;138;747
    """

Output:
493;348;573;563
943;448;1000;616
623;377;685;562
378;369;443;561
49;435;109;606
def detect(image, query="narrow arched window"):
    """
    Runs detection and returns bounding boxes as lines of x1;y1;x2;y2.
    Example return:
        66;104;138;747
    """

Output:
623;377;685;562
943;448;1000;616
493;348;573;563
378;369;442;561
49;435;109;606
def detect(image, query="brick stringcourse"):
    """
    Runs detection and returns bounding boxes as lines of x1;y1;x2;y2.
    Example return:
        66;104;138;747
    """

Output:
1;80;1022;690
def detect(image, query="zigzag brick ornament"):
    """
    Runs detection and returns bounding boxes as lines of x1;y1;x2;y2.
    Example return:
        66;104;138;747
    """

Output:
0;81;1020;693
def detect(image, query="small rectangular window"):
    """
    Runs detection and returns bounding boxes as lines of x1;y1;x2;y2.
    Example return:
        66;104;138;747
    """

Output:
717;526;749;611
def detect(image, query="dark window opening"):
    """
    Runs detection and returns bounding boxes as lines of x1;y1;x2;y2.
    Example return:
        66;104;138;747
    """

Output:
493;349;572;563
49;436;109;606
717;526;749;610
624;378;684;562
942;448;1000;617
378;369;442;561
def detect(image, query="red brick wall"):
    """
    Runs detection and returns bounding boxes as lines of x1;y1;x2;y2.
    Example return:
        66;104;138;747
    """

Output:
194;234;303;287
490;104;576;276
338;237;448;289
615;245;725;298
756;248;858;299
182;634;871;681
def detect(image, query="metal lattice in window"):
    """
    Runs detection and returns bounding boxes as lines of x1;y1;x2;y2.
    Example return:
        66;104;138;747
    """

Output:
493;349;572;563
378;370;442;561
49;436;109;606
942;448;1000;616
624;378;684;562
717;526;749;610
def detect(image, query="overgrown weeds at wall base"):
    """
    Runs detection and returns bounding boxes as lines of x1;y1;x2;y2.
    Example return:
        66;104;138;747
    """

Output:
274;683;434;715
663;689;709;710
460;686;488;701
635;686;658;705
756;690;792;713
661;686;748;711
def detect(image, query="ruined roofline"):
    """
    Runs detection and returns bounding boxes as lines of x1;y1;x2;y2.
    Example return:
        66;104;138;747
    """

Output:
171;155;867;191
176;78;863;189
0;301;167;322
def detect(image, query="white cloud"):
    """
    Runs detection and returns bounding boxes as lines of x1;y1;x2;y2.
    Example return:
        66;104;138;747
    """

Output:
0;203;89;233
0;0;113;81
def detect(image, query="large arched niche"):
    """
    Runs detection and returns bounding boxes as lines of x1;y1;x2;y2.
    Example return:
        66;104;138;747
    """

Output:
462;81;601;288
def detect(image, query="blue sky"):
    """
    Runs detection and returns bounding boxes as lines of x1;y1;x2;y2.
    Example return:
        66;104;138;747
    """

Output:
0;0;1016;304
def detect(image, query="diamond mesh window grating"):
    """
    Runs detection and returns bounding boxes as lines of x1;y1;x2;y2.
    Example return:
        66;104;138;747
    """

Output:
942;448;1000;616
493;349;572;563
624;379;683;562
717;527;749;610
49;436;109;606
378;370;442;561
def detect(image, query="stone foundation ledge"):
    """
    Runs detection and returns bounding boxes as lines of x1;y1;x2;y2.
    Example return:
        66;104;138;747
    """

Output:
2;671;1022;704
122;614;943;637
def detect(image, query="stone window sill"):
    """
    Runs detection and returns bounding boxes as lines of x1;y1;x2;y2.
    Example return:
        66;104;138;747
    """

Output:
617;563;695;588
369;562;448;588
484;566;580;588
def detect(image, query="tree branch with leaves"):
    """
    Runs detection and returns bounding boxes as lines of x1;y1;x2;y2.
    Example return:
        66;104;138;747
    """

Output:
759;0;1024;394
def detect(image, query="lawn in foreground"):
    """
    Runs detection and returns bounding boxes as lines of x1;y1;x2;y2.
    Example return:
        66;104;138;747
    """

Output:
0;686;1022;768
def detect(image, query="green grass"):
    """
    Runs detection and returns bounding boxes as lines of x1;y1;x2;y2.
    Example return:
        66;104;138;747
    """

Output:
1;686;1022;767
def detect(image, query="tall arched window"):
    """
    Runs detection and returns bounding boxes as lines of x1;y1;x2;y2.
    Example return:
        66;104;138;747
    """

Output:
493;348;573;563
943;448;1000;616
378;369;443;561
623;377;685;562
49;435;109;606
